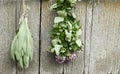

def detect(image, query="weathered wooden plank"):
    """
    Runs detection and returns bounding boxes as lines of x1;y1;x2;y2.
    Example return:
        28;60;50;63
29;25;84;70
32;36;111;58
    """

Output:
15;0;40;74
0;0;39;2
0;1;16;74
84;1;94;74
87;0;120;74
63;1;87;74
1;0;120;74
40;0;63;74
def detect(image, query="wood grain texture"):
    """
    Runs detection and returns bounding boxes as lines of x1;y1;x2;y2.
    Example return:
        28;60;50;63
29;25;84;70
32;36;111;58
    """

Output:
15;0;40;74
40;0;63;74
84;1;94;74
87;0;120;74
0;1;16;74
1;0;120;74
64;1;86;74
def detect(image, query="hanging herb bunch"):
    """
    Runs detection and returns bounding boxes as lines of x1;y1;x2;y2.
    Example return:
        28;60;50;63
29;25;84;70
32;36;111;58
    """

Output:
50;0;82;64
11;5;33;69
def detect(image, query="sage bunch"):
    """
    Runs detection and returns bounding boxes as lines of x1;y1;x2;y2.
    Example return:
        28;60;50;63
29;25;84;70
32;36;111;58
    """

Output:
11;12;33;69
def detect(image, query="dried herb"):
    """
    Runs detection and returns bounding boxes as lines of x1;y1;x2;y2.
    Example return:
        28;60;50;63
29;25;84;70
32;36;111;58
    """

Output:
50;0;82;63
11;6;33;69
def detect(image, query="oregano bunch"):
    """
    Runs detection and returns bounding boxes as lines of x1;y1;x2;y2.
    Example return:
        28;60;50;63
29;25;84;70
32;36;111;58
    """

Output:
11;6;33;69
50;0;82;63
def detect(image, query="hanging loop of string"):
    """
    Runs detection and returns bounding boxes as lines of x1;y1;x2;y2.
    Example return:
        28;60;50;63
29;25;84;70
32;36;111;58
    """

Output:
22;0;29;17
23;0;25;14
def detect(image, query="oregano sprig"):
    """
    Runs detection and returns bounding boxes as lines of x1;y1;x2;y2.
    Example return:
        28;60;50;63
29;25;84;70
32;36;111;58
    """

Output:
50;0;82;63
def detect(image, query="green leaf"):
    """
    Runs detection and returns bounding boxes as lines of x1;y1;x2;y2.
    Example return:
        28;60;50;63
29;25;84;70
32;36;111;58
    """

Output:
76;39;82;47
19;58;23;69
51;45;62;55
67;21;72;30
65;51;71;56
54;17;64;23
23;55;29;68
11;36;17;61
29;36;33;61
53;23;58;28
57;10;67;17
50;3;57;10
72;12;76;18
52;38;61;46
76;29;82;36
65;30;72;41
15;50;21;61
68;0;77;4
22;40;27;55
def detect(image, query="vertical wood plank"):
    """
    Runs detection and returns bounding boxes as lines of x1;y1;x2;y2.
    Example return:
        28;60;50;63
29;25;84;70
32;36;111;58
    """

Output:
63;1;87;74
0;1;16;74
15;0;40;74
88;0;120;74
40;0;63;74
84;1;94;74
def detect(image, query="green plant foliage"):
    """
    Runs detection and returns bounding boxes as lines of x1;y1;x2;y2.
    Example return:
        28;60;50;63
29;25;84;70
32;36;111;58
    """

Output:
11;14;33;69
50;0;82;57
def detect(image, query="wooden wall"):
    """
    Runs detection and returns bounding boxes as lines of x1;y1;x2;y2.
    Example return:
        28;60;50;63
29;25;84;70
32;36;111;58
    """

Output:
0;0;120;74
